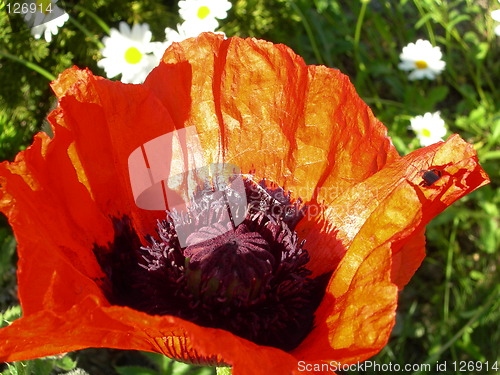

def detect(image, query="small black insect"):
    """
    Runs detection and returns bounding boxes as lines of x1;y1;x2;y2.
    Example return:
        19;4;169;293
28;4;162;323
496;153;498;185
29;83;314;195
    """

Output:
420;169;442;186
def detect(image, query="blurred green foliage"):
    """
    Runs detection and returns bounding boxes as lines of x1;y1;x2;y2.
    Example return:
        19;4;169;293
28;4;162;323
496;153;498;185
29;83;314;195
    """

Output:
1;354;77;375
0;0;499;374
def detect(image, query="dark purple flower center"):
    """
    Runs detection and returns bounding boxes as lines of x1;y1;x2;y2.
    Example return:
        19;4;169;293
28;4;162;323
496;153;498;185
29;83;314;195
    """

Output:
183;223;274;303
94;177;330;351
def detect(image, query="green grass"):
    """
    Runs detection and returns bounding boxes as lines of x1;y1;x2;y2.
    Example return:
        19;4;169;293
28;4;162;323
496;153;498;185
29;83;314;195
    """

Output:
1;0;499;374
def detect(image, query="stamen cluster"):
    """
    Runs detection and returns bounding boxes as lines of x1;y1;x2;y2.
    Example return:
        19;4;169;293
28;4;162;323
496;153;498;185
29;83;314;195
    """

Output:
95;177;329;350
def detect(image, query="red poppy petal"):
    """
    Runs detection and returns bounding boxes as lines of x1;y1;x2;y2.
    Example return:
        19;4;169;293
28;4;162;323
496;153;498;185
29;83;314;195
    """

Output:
391;228;426;289
294;243;397;364
288;135;488;364
0;296;304;375
48;67;179;238
299;134;489;281
0;132;110;315
146;33;399;203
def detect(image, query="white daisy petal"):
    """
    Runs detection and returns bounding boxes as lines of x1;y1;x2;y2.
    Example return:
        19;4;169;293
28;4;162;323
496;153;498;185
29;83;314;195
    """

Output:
131;23;142;41
182;18;220;34
398;39;446;80
165;26;183;42
97;58;124;79
150;41;171;60
492;9;500;22
44;28;53;42
398;61;415;71
119;21;131;35
492;8;500;36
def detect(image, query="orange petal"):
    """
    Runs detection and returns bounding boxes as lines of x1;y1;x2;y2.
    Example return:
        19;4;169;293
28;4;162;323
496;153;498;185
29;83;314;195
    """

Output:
391;228;426;289
147;33;399;202
295;243;397;364
0;296;304;375
0;132;110;315
290;135;488;364
48;67;178;238
299;134;489;283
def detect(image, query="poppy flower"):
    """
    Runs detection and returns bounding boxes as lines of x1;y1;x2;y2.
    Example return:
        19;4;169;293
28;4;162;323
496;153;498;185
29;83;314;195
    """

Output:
0;33;489;374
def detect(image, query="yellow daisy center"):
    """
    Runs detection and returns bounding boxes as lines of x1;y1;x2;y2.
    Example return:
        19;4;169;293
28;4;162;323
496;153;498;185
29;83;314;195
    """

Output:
422;128;431;137
197;6;211;19
36;0;52;14
415;60;428;69
124;47;143;64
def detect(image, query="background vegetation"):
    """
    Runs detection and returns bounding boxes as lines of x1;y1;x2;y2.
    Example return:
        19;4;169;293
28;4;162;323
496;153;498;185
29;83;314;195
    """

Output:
1;0;499;374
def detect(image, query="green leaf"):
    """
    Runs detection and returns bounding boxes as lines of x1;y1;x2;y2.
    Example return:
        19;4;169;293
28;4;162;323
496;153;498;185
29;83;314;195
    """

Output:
426;86;449;107
170;362;196;375
313;0;329;13
0;305;21;328
475;42;489;60
170;361;214;375
414;13;434;30
140;352;174;371
11;361;33;375
445;14;470;33
31;358;54;375
1;363;15;375
469;270;484;281
0;228;16;275
54;355;78;371
138;352;215;375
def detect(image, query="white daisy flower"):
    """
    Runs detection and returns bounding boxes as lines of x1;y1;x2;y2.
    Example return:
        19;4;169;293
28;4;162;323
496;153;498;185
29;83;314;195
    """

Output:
22;0;69;42
492;8;500;36
178;0;232;28
398;39;446;80
97;22;160;84
409;112;447;147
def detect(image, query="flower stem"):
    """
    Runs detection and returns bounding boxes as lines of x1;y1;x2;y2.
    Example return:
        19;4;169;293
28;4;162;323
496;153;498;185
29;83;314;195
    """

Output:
216;367;232;375
0;50;56;81
363;97;407;109
353;0;369;79
412;0;436;45
74;4;110;34
68;16;104;49
289;0;325;65
443;217;458;323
